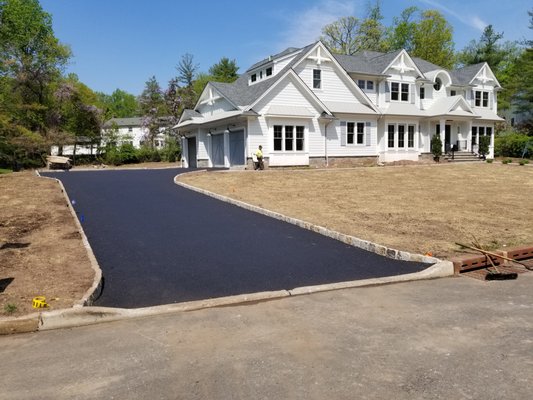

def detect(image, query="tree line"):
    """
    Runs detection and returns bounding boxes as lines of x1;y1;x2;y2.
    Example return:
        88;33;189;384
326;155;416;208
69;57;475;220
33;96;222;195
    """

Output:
1;0;531;169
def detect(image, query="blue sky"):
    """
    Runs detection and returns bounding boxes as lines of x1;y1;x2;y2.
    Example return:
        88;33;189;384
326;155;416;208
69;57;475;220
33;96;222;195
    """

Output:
40;0;531;96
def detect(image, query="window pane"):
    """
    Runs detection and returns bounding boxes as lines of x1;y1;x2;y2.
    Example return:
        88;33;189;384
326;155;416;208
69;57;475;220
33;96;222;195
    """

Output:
357;80;365;88
313;69;321;89
388;125;395;148
366;81;374;90
420;87;425;99
357;123;364;144
285;126;294;151
479;127;485;136
274;125;282;151
401;84;409;102
486;127;492;136
251;74;256;82
347;122;354;144
391;82;399;101
408;125;415;148
398;125;405;147
472;126;477;145
296;126;304;151
475;91;481;106
266;67;272;76
483;92;489;107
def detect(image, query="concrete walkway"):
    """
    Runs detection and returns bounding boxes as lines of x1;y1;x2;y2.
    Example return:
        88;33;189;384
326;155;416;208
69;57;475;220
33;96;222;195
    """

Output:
1;275;532;400
43;169;427;308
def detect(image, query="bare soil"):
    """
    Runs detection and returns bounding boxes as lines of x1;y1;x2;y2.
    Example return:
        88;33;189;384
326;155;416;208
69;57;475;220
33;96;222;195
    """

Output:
0;172;94;317
178;163;533;259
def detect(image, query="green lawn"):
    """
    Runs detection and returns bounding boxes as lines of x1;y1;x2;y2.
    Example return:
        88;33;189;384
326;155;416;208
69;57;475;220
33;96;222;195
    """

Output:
0;168;13;174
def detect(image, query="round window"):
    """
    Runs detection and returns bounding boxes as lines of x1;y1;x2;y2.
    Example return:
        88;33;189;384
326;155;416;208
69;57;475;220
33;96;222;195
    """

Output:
433;77;442;91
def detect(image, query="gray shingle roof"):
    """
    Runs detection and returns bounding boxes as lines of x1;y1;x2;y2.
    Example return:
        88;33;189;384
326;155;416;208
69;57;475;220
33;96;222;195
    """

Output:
103;117;142;128
449;63;485;85
246;47;301;72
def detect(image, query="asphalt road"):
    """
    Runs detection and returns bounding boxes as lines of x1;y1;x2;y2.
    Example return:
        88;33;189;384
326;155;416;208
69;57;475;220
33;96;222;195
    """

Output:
44;168;427;308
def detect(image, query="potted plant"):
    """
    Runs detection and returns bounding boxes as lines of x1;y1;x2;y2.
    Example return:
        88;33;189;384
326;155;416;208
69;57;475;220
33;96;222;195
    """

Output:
431;134;443;162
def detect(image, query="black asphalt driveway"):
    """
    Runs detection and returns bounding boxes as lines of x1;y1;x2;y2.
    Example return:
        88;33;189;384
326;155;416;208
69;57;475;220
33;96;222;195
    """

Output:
44;168;427;308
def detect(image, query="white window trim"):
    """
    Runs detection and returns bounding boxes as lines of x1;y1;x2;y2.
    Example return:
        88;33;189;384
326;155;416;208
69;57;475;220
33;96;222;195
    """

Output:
474;90;490;108
272;124;306;152
387;123;417;150
390;81;410;102
346;121;367;146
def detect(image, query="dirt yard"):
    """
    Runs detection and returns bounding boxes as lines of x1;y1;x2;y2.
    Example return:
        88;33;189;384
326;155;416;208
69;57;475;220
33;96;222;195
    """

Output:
0;172;94;317
178;163;533;259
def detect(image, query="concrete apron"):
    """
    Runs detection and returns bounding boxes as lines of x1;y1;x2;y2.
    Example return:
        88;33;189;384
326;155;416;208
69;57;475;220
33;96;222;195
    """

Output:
0;171;454;335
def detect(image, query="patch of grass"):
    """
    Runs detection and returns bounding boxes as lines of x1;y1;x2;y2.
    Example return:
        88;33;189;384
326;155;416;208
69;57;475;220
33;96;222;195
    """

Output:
519;159;530;166
0;168;13;174
486;159;494;163
4;303;17;314
502;159;513;164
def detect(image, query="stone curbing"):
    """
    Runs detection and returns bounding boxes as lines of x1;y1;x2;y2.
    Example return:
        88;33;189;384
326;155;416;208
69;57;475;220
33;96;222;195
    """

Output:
174;170;439;265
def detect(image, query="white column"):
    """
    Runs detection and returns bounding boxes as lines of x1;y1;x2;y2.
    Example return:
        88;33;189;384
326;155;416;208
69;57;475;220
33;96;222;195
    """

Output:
466;120;472;152
181;137;188;168
440;119;446;153
223;130;230;167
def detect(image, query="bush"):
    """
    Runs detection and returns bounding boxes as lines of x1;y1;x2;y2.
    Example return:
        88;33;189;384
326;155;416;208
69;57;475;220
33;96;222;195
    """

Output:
161;137;181;162
478;136;490;160
502;159;512;164
486;159;493;163
494;132;533;159
117;143;138;164
431;135;442;161
519;159;529;166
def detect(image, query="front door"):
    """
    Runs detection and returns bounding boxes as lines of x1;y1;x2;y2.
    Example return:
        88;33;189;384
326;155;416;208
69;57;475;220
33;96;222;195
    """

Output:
229;130;245;166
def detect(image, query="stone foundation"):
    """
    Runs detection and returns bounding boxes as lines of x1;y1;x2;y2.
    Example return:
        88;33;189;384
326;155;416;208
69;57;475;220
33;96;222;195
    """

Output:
197;159;210;168
246;157;270;170
309;156;379;168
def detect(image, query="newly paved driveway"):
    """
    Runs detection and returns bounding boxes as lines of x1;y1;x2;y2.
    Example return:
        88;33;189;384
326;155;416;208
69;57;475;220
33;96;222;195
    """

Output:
44;168;427;308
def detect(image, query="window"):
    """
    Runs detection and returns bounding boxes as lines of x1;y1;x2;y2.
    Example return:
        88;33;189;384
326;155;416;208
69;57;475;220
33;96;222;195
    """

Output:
433;77;442;91
474;90;490;107
408;125;415;148
296;126;304;150
347;122;355;144
128;127;133;132
357;80;365;88
450;90;456;96
266;67;272;76
388;125;395;148
472;126;477;145
347;122;365;145
273;125;305;151
260;71;263;79
313;69;321;89
420;87;425;99
398;125;405;148
274;125;282;150
251;74;257;83
285;125;294;151
391;82;409;102
366;80;374;90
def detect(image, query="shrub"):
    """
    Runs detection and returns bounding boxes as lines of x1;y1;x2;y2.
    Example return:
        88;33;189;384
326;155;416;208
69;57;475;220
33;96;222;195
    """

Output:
161;137;181;162
478;136;490;160
4;303;17;314
431;135;442;161
502;159;512;164
519;159;529;166
486;159;493;163
494;132;533;159
118;143;139;164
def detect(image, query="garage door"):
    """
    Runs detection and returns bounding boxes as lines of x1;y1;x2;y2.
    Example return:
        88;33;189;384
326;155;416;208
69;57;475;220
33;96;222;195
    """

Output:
211;134;225;167
229;130;245;166
187;137;197;168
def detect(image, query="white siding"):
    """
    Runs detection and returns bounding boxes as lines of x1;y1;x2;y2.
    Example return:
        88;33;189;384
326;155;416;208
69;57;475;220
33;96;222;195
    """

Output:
197;97;235;116
326;116;378;157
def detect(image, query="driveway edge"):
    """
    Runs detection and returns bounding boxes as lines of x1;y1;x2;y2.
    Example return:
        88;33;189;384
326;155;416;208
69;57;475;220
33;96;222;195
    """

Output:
174;172;440;265
35;171;103;307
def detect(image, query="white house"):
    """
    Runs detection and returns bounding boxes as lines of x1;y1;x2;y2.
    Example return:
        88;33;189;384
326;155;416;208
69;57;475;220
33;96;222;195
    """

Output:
51;117;167;156
102;117;166;149
175;41;503;168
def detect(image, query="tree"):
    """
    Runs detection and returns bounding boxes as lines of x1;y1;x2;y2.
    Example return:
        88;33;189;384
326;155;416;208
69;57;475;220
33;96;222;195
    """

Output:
384;6;419;52
321;1;387;55
411;10;455;69
139;76;166;148
209;57;239;83
176;53;198;88
97;89;139;119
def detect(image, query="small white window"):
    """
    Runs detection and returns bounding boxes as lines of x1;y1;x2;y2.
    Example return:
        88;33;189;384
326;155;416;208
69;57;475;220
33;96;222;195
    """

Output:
366;80;374;90
357;80;365;89
251;74;257;83
313;69;321;89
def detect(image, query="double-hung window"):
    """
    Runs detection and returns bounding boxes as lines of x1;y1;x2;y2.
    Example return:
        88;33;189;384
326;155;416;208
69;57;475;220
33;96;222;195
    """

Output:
388;124;416;149
391;82;409;102
273;125;305;152
388;125;395;148
347;122;366;145
474;90;489;107
313;69;321;89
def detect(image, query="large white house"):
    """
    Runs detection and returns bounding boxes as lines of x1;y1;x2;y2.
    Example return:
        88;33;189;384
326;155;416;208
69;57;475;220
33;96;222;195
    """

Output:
175;41;503;168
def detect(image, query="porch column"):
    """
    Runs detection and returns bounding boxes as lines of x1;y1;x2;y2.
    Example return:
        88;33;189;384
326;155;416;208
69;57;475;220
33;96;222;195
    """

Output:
466;120;472;153
207;134;213;168
440;118;446;153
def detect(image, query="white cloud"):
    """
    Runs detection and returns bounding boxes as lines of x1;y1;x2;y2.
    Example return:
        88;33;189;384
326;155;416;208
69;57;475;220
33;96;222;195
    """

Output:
277;0;361;49
418;0;487;32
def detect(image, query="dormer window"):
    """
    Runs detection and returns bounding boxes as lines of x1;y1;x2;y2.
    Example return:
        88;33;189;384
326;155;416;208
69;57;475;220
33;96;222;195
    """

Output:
251;74;257;83
260;71;263;79
433;77;442;91
266;67;272;76
450;90;456;96
475;90;489;107
391;82;409;102
313;69;321;89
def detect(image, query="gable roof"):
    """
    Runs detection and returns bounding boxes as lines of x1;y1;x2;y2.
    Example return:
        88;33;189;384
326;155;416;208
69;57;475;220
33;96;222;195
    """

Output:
247;47;301;72
450;63;486;86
